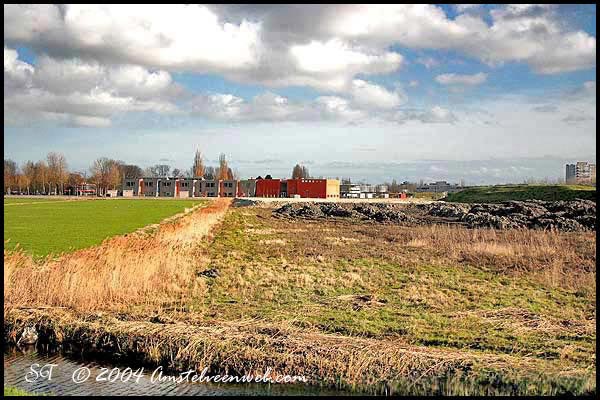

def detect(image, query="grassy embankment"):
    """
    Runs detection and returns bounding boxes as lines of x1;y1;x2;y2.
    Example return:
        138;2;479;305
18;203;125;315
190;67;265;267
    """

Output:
4;197;206;258
3;200;596;394
446;184;596;203
4;387;35;396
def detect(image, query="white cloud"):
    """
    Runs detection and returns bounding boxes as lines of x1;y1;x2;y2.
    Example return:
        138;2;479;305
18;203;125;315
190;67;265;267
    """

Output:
4;4;594;100
287;39;403;91
416;56;439;69
4;4;261;72
4;47;180;127
349;79;406;110
189;85;461;126
70;115;112;128
435;72;487;86
306;4;595;74
4;47;34;90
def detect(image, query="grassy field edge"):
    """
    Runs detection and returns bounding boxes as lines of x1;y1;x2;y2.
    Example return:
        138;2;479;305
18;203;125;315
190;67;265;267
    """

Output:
3;308;595;396
446;184;596;203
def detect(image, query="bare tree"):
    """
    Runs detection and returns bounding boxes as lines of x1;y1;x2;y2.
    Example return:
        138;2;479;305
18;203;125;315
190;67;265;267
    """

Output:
143;166;155;177
21;161;36;194
292;164;303;179
192;149;205;178
90;157;121;195
217;153;232;180
151;164;171;177
47;152;68;195
4;159;17;194
121;164;143;179
34;160;48;194
204;166;216;180
172;168;183;178
302;166;310;179
292;163;310;179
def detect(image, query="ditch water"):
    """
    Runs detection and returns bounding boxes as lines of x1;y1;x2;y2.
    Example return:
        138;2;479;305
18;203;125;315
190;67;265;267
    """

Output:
4;348;353;396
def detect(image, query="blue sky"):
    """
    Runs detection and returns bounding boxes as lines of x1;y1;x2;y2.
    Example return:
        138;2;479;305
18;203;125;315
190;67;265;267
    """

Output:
4;4;596;184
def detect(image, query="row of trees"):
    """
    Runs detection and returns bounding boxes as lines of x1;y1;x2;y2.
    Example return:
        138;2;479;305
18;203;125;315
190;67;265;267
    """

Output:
4;153;68;195
4;149;240;195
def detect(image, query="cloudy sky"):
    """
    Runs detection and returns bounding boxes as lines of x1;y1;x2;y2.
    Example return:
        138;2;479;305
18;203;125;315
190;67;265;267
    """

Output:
3;4;597;184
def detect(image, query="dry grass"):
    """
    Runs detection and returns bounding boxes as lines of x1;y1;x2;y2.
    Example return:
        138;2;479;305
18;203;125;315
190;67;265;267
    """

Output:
3;202;596;395
4;307;596;395
4;199;231;312
389;224;595;292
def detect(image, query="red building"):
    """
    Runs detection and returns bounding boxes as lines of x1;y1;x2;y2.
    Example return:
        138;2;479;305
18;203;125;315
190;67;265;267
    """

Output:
255;178;281;197
287;178;340;199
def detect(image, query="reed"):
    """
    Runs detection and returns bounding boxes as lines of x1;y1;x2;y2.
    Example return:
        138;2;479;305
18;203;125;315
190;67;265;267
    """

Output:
4;199;231;312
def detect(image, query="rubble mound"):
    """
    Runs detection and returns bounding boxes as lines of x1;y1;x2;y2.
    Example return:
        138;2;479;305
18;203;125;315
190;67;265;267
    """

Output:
274;202;415;224
425;202;471;219
435;199;595;231
273;199;595;232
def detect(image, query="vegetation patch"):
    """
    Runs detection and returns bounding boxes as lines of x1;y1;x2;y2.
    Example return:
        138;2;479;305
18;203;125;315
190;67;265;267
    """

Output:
4;198;207;257
446;184;596;203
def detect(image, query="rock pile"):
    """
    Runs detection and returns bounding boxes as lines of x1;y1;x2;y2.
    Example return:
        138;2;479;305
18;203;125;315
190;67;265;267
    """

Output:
274;199;595;232
274;202;415;223
426;199;595;231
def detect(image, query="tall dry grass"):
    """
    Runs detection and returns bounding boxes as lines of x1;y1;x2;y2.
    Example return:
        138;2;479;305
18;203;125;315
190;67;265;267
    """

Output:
398;224;595;291
4;199;231;312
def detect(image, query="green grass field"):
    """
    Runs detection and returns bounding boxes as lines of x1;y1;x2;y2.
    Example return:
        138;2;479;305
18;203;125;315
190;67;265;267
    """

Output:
4;197;64;204
446;184;596;203
4;198;206;257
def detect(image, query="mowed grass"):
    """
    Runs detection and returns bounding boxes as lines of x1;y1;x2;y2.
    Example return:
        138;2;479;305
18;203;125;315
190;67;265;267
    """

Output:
4;197;66;204
447;184;596;203
4;199;206;257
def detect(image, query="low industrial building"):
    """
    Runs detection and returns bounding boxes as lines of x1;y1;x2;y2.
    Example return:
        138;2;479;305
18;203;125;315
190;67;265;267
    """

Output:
123;177;341;199
196;179;219;197
237;179;256;197
287;178;340;199
415;181;464;193
220;180;238;197
341;183;388;198
340;183;361;198
176;178;195;198
255;178;281;197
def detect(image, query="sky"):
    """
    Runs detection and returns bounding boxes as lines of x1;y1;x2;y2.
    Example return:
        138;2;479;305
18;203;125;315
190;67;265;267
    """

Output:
3;4;597;184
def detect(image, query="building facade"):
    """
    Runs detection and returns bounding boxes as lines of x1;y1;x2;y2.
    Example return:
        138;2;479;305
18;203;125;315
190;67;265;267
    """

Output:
415;181;463;193
220;180;238;197
255;178;281;197
566;162;596;184
196;179;219;197
286;178;340;199
122;177;342;198
237;179;256;197
177;178;195;198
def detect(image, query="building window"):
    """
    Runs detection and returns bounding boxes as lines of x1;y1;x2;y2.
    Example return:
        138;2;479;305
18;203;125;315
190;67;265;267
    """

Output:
145;181;153;187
